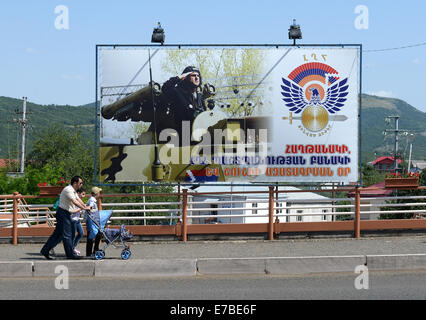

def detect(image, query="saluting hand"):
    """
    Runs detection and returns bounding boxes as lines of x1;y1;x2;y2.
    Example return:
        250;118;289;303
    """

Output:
180;71;195;80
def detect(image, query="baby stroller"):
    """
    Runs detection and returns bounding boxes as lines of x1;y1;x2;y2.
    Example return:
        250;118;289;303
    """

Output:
85;210;133;260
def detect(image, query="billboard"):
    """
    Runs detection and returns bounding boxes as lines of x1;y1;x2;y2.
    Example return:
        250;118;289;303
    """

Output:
97;46;360;184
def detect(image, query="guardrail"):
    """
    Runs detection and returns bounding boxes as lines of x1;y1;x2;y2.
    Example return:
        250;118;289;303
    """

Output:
1;185;426;245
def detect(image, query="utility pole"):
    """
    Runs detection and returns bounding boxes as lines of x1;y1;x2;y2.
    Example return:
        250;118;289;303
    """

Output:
407;134;415;173
393;116;399;172
13;97;29;174
384;115;408;173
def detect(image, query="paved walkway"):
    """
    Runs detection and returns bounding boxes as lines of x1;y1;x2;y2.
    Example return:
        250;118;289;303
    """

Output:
1;235;426;261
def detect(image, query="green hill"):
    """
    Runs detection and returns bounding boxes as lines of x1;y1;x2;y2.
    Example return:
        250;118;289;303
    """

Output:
0;94;425;164
361;94;426;163
0;96;95;161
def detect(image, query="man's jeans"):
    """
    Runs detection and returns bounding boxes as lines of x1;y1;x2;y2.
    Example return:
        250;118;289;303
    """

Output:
72;220;84;249
41;207;75;258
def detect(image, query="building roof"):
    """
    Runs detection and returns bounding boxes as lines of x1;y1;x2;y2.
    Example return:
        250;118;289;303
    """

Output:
0;159;18;168
372;156;402;165
0;159;7;168
347;182;393;198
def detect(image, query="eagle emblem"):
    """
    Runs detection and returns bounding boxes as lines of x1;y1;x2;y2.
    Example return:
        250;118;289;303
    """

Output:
281;62;349;132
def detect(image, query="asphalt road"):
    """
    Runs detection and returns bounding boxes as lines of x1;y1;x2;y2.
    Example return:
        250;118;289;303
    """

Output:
1;270;426;300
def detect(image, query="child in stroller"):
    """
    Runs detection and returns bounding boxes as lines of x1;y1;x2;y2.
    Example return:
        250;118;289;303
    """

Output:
85;210;133;260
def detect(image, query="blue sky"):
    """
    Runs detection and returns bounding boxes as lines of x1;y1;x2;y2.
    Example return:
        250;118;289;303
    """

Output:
1;0;425;111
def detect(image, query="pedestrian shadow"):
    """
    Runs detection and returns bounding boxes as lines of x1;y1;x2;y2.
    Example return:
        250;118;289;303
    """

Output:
23;252;67;260
22;252;123;261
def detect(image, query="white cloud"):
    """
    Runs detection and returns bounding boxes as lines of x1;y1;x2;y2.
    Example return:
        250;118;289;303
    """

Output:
366;90;395;98
412;58;421;64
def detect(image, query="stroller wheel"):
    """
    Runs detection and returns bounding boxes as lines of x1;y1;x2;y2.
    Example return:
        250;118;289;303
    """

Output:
94;250;105;260
121;249;131;260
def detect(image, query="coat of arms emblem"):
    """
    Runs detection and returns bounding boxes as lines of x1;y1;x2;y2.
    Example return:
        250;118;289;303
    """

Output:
281;62;349;133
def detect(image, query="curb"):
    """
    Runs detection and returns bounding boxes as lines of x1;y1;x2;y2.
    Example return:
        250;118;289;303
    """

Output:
197;258;266;275
366;254;426;271
94;259;197;277
0;254;425;278
196;255;367;275
33;261;95;277
0;261;33;277
265;255;366;275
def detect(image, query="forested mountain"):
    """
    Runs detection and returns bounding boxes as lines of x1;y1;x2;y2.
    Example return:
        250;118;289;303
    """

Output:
0;97;95;160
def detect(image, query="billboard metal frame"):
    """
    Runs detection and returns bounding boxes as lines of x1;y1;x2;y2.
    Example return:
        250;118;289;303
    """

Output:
94;43;362;188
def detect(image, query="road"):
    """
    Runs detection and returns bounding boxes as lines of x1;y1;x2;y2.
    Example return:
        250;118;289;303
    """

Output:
1;270;426;300
2;235;425;315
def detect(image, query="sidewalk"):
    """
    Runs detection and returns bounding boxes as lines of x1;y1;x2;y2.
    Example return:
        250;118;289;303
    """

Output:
1;235;426;261
1;236;426;277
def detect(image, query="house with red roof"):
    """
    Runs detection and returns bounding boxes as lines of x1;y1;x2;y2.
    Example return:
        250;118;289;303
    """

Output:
372;156;402;172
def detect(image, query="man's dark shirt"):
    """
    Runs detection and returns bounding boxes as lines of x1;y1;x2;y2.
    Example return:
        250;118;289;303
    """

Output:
161;76;206;131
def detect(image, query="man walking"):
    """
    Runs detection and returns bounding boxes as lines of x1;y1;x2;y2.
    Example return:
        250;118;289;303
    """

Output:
40;176;91;260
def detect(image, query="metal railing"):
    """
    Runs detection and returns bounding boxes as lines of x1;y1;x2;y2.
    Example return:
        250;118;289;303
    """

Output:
0;199;13;214
1;185;426;244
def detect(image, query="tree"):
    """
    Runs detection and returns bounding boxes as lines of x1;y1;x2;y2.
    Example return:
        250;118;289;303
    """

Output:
361;163;385;187
28;124;95;184
0;164;62;204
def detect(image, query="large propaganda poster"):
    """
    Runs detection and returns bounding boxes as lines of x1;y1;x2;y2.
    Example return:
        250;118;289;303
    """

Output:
97;46;360;184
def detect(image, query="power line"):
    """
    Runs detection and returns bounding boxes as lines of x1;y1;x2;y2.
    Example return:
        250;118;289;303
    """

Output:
364;42;426;53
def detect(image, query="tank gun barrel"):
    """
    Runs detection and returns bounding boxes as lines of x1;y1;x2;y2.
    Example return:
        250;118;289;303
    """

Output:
101;82;161;120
